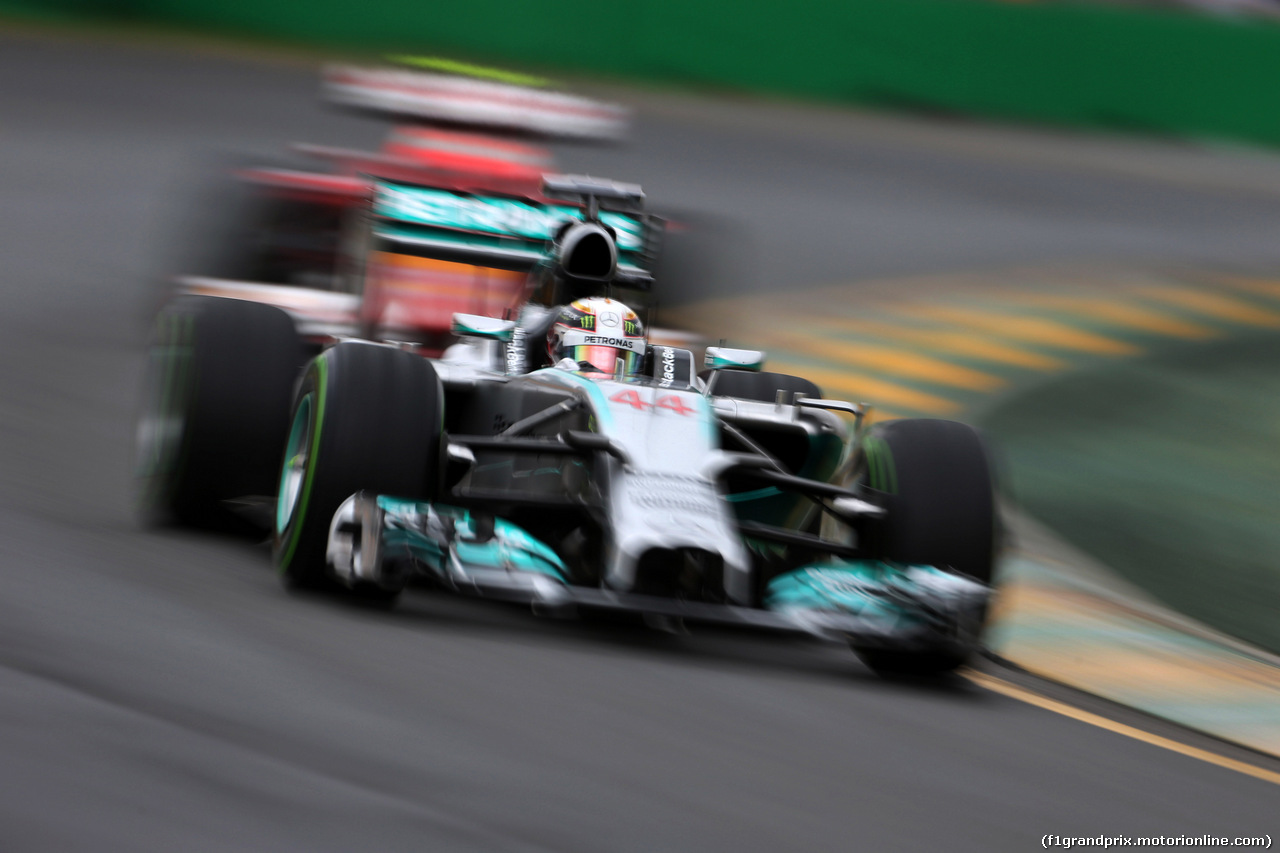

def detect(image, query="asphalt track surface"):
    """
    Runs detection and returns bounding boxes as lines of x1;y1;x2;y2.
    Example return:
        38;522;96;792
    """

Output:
1;28;1278;852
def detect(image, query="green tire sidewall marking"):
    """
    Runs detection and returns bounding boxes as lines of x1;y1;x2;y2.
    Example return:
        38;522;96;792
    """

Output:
139;311;194;504
862;435;898;495
882;440;898;495
864;436;883;491
277;355;328;573
276;393;312;534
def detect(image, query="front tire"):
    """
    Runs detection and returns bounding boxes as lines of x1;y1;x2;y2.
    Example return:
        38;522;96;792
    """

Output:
859;418;996;583
137;296;302;527
273;342;443;592
854;418;997;675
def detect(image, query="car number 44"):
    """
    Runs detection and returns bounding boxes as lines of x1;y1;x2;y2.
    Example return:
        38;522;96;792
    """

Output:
610;390;695;416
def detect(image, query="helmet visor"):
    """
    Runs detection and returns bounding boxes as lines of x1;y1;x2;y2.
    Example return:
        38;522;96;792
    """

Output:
556;327;645;374
568;345;642;375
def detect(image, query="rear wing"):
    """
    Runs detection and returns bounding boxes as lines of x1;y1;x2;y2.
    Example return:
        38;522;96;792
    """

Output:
368;174;662;289
323;64;629;142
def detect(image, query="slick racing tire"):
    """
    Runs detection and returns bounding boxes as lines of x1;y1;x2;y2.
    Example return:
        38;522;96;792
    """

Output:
854;418;996;675
860;418;996;582
702;369;821;403
273;342;443;593
137;296;303;527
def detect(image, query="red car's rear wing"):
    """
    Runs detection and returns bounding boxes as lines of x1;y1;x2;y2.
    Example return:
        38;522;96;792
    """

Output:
323;64;629;142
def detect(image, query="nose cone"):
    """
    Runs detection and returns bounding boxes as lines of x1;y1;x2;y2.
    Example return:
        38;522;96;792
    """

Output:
606;470;754;604
592;387;753;603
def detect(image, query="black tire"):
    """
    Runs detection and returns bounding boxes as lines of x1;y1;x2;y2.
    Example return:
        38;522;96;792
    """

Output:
273;342;443;591
702;369;821;402
137;296;303;526
853;418;996;676
855;648;971;677
860;418;996;583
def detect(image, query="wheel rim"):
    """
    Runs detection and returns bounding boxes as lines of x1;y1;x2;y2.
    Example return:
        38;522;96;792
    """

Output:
277;394;313;533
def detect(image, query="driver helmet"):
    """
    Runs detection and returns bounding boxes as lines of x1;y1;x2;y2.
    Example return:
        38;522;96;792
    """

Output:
547;297;645;375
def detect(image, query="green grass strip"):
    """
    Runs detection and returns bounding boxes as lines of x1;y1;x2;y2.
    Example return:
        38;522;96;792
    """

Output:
983;332;1280;655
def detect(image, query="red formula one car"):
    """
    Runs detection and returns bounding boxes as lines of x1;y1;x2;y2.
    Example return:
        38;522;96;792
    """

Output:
175;60;647;354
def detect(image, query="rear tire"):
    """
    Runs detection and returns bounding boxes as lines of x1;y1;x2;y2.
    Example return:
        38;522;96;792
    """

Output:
853;418;997;676
137;296;302;527
273;342;443;593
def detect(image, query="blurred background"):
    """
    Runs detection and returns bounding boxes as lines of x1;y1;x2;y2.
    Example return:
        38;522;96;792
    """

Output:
1;0;1280;849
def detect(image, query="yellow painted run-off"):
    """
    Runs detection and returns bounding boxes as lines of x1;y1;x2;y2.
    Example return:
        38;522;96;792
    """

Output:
767;332;1005;392
1003;293;1217;339
680;266;1280;763
766;361;962;415
810;316;1067;370
965;671;1280;787
986;538;1280;761
681;266;1280;419
899;305;1141;356
1139;285;1280;327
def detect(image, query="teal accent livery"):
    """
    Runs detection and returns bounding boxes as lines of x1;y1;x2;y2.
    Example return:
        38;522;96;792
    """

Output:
374;183;645;252
376;496;568;583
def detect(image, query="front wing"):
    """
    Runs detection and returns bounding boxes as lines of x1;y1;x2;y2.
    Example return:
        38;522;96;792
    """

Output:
327;492;989;656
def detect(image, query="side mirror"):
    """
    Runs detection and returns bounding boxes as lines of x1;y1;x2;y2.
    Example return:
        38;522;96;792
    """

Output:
451;313;516;342
704;346;766;372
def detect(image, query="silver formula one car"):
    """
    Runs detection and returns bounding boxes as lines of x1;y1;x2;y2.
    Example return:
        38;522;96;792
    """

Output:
141;176;998;676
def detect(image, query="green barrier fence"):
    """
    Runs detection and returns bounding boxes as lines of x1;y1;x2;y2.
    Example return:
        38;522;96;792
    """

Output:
7;0;1280;146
